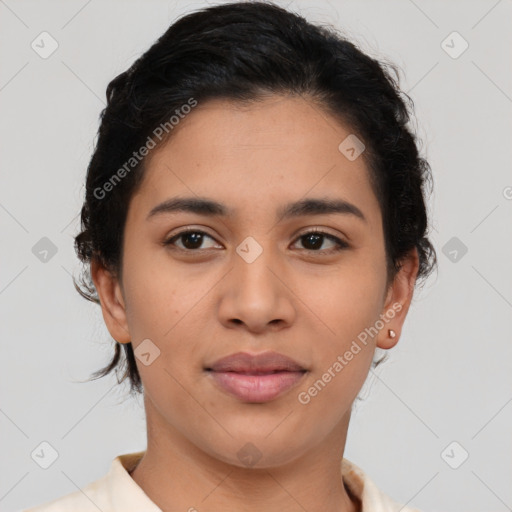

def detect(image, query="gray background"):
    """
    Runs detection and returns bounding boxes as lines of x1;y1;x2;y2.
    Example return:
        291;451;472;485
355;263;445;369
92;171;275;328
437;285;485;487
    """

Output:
1;1;511;511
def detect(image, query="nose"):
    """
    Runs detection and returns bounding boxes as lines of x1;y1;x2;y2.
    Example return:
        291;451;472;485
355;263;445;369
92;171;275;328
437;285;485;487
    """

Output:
217;244;296;334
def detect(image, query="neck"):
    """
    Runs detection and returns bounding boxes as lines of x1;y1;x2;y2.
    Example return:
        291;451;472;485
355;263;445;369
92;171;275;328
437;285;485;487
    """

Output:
130;399;360;512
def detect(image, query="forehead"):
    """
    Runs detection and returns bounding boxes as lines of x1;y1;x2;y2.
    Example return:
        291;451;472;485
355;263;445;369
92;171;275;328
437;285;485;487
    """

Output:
133;95;381;227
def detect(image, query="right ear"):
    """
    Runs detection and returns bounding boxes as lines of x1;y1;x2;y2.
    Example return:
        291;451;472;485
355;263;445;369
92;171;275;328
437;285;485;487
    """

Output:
90;258;131;344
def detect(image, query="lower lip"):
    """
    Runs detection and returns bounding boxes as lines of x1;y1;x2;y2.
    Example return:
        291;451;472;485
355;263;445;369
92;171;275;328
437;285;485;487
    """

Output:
208;371;306;403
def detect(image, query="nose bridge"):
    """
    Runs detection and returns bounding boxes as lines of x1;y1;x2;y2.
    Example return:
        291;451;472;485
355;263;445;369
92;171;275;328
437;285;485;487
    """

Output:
233;234;280;300
217;234;295;331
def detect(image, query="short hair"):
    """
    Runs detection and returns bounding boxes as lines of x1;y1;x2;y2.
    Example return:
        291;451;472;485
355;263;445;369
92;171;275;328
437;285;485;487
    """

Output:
74;1;437;396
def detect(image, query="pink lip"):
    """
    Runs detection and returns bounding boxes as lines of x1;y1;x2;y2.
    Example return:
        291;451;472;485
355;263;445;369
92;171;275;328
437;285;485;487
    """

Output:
209;371;306;402
205;351;308;403
206;351;306;373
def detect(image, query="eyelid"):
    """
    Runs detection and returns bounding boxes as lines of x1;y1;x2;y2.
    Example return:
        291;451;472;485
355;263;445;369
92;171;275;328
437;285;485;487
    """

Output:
164;227;222;249
292;228;350;251
164;226;350;253
294;226;347;240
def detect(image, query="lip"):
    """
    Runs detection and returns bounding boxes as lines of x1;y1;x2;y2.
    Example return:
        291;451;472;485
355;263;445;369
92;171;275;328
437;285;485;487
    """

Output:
205;351;308;403
206;351;306;373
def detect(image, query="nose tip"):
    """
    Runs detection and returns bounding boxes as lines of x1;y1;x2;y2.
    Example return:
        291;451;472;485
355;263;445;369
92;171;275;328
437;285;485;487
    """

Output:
217;253;296;333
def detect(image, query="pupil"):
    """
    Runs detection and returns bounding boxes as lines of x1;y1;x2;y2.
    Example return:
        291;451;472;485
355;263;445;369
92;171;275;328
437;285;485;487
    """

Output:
304;233;322;250
183;232;202;249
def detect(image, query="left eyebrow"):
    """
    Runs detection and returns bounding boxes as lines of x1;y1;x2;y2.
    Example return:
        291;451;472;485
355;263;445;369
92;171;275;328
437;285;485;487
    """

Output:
146;196;366;223
276;197;367;223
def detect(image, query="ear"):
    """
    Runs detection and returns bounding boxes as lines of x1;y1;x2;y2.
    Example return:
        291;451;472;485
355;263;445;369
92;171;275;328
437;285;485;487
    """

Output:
376;248;420;349
90;258;131;344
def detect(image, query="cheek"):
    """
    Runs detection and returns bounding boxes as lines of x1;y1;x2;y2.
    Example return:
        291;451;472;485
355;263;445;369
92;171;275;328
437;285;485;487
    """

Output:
297;254;386;338
121;251;212;382
121;239;186;336
296;257;386;387
312;290;380;386
294;278;383;424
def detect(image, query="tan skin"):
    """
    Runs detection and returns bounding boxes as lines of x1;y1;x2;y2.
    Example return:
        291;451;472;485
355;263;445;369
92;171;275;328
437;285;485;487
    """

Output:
92;94;419;512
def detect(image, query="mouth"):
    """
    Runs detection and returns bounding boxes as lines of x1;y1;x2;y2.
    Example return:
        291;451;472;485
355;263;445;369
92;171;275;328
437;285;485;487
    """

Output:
205;351;308;403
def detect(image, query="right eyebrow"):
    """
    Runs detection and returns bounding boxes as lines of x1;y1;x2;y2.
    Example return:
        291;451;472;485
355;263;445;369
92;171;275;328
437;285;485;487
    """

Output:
146;197;233;220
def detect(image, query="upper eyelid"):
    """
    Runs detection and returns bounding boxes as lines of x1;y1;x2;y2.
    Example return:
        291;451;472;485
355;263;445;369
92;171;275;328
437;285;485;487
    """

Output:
167;228;220;243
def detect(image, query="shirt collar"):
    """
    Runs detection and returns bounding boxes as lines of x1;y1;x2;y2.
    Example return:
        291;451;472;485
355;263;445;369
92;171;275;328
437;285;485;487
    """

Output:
106;451;161;511
105;451;413;512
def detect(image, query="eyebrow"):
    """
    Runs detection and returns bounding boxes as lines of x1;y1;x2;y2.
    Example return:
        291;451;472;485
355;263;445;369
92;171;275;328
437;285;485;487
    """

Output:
146;196;366;223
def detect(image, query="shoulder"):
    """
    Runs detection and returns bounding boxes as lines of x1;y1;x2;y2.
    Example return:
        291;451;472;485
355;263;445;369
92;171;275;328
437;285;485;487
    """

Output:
22;475;110;512
342;458;422;512
22;451;147;512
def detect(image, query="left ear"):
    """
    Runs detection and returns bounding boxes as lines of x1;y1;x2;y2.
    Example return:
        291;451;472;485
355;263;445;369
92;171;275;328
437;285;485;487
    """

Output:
376;248;420;349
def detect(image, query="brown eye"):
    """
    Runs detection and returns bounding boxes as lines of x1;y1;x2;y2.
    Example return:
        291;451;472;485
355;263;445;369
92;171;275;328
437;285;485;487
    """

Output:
164;230;220;251
293;230;349;253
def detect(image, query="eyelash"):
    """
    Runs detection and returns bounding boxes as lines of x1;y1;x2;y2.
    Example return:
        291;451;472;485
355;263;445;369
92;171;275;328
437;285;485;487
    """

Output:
163;228;349;254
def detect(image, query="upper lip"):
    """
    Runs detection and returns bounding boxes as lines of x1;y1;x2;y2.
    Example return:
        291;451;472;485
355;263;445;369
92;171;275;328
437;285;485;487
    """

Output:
206;351;307;373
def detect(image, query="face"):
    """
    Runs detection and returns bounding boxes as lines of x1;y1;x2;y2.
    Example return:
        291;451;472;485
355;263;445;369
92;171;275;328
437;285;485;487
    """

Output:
93;95;418;468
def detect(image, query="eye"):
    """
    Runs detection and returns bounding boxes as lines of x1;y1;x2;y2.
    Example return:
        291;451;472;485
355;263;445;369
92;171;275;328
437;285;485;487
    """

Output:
163;229;221;251
163;228;349;254
291;229;349;253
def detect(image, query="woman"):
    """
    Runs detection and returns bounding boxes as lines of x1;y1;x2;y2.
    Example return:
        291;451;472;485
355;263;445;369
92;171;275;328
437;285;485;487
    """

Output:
25;1;436;510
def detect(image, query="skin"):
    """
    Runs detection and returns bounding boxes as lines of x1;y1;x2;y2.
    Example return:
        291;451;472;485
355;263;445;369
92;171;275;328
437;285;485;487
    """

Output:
92;94;419;512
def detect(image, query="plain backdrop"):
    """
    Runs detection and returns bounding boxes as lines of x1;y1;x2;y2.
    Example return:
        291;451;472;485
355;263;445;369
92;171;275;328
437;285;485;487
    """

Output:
1;1;511;511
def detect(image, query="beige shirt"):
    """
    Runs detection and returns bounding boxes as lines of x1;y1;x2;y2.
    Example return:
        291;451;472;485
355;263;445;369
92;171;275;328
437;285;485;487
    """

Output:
24;451;421;512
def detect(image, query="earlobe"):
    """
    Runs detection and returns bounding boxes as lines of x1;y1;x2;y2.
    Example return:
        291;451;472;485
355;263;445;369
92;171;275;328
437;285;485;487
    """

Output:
376;248;420;350
90;258;131;344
